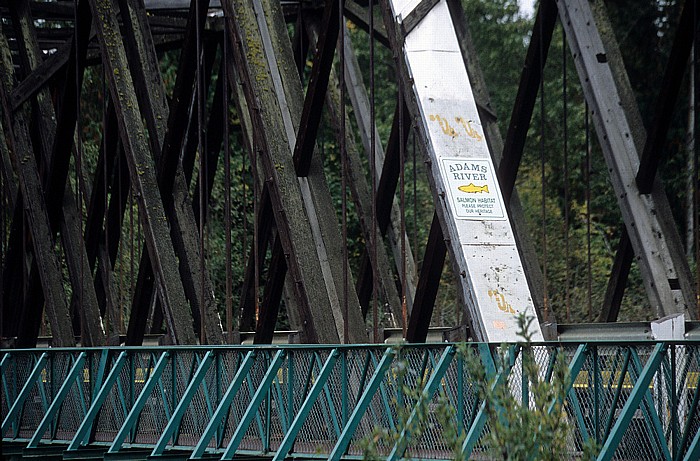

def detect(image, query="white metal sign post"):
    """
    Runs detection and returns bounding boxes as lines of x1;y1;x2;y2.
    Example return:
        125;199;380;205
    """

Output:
386;0;544;341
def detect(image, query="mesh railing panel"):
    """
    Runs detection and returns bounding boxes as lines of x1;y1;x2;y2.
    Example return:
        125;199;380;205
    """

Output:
2;343;699;460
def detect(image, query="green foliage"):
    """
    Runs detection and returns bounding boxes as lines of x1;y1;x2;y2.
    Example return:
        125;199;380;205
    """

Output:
463;315;596;460
360;315;599;460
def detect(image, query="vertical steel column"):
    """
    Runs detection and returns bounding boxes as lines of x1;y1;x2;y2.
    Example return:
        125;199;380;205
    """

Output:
598;343;665;461
107;351;169;454
89;0;197;344
27;352;86;448
1;353;48;436
272;349;340;461
328;348;395;461
558;0;696;319
221;350;285;459
380;0;544;341
152;351;214;455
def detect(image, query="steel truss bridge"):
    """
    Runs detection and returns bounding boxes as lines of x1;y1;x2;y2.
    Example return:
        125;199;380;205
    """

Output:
1;0;697;347
2;342;700;461
2;0;700;459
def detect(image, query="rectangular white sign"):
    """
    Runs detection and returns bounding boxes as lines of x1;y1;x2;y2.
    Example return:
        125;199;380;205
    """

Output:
440;157;505;220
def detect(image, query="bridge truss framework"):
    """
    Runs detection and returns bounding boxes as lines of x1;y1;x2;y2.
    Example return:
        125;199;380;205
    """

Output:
0;0;698;344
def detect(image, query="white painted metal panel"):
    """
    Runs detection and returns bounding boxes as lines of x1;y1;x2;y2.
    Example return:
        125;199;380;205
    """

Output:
387;0;543;341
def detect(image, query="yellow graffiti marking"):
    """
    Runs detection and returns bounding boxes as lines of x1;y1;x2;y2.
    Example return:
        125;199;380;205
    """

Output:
429;114;458;137
458;183;489;193
455;117;483;141
488;290;516;314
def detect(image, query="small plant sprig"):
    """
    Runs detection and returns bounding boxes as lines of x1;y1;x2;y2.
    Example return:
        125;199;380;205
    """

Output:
361;314;598;460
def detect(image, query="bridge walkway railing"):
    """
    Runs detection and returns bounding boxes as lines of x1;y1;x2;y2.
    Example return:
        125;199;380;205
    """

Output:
2;342;699;460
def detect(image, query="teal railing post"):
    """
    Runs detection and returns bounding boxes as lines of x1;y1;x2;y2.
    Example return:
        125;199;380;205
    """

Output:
221;350;286;459
152;350;214;456
670;345;678;459
328;347;395;461
388;345;456;461
593;345;600;443
457;348;464;435
107;351;169;454
190;351;257;459
67;351;128;450
287;349;294;427
376;350;397;433
682;420;700;461
460;345;518;459
554;345;588;426
272;349;340;461
2;352;48;437
341;350;347;426
27;352;86;447
319;352;342;438
602;348;632;441
478;344;497;379
91;350;110;403
597;343;665;461
522;344;589;461
548;345;590;447
629;347;671;460
677;356;700;461
0;352;13;433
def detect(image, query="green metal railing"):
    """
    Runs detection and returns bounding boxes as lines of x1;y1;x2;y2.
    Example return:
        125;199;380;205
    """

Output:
2;342;699;460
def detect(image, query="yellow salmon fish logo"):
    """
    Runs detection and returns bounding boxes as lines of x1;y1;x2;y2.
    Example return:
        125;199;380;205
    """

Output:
458;183;489;193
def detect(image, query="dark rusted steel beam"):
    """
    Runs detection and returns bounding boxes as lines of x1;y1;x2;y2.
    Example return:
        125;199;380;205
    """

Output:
292;0;339;177
406;212;446;342
0;29;74;347
117;0;170;157
17;265;44;347
602;0;696;319
599;228;633;322
636;0;696;193
120;0;212;321
6;0;106;346
498;0;557;204
84;98;119;268
343;0;390;48
254;235;287;344
192;59;226;225
121;0;223;344
159;0;210;191
354;101;411;310
561;0;695;318
89;0;197;344
226;0;361;343
292;8;310;78
52;0;106;345
181;38;219;186
239;186;274;332
400;0;440;37
1;199;25;338
376;101;411;233
44;0;91;236
10;40;71;110
308;15;403;324
126;255;156;345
